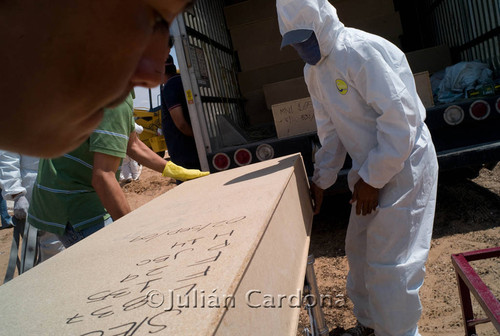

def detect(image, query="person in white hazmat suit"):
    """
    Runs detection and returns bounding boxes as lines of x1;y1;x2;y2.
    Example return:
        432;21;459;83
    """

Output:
120;123;145;182
277;1;439;335
0;151;65;282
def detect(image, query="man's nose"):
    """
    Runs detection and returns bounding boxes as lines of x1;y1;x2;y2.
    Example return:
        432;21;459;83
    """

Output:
130;58;165;88
130;32;170;88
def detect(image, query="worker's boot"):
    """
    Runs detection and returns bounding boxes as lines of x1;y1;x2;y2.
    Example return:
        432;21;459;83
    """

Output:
341;322;375;336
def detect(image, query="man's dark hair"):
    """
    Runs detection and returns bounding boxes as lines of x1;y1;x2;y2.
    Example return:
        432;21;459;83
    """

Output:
168;36;174;49
165;55;177;76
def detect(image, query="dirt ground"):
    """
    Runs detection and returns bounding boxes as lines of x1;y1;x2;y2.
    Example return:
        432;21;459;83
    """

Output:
0;164;498;335
298;163;500;336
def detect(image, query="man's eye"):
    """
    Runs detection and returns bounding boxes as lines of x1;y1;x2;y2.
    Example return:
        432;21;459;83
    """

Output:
153;13;170;32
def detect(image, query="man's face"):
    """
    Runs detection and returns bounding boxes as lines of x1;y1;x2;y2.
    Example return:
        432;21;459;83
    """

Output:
292;32;322;66
0;0;192;157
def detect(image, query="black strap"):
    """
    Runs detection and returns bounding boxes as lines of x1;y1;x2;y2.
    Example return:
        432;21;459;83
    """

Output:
4;219;23;283
3;218;39;283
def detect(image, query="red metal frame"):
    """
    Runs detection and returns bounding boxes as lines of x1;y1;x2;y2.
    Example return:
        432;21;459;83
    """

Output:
451;247;500;335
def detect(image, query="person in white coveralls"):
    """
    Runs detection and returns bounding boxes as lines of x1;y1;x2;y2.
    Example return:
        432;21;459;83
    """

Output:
276;1;439;335
120;123;145;183
0;151;65;282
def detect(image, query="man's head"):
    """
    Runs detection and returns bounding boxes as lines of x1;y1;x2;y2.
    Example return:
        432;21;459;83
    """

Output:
0;0;193;157
282;29;321;65
277;0;344;65
165;55;178;78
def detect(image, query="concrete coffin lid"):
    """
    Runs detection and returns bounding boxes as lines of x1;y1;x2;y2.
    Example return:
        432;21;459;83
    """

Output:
0;154;313;335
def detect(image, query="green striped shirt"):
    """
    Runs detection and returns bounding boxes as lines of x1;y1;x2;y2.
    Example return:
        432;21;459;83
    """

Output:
29;95;135;235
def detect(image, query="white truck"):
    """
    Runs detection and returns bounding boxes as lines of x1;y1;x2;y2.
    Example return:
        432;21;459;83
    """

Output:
164;0;500;191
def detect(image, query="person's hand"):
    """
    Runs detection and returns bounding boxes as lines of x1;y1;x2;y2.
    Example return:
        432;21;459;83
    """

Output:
310;182;324;215
162;161;210;181
13;195;29;219
350;178;379;216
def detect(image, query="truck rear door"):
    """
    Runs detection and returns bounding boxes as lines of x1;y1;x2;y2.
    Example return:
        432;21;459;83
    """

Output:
170;1;246;171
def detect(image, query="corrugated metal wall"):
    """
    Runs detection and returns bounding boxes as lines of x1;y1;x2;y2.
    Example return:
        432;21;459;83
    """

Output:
182;0;246;150
419;0;500;75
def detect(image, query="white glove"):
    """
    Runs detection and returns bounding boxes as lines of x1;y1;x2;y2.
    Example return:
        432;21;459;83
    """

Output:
134;123;144;134
14;195;29;219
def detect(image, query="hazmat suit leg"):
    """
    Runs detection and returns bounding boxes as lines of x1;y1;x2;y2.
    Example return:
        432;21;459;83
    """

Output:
120;156;133;181
345;213;372;327
346;130;438;336
38;230;65;262
130;159;142;180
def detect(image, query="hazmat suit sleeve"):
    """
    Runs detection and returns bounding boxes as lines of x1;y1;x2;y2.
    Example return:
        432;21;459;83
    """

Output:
311;96;348;190
348;49;420;189
0;150;25;200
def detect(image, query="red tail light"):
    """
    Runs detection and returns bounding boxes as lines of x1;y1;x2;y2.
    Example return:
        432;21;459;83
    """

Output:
234;148;252;166
469;100;490;120
496;97;500;114
212;153;230;171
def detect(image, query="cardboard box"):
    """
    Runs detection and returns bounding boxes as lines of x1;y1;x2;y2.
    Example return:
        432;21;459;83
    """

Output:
414;71;434;108
238;59;305;94
237;36;301;72
229;17;280;51
272;97;317;139
230;17;300;71
405;45;452;74
263;77;310;109
224;0;277;29
347;12;403;48
227;15;301;72
0;154;313;336
225;0;396;30
333;0;396;23
242;89;274;126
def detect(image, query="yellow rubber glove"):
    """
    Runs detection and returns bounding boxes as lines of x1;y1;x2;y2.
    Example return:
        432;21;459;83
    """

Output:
162;161;210;181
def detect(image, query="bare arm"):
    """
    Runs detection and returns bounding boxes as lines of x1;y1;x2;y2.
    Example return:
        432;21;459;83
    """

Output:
169;106;194;137
126;131;166;173
92;152;131;221
127;131;209;181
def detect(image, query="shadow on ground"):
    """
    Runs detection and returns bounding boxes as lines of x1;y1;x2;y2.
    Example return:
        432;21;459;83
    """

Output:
310;175;500;252
309;193;351;260
433;177;500;239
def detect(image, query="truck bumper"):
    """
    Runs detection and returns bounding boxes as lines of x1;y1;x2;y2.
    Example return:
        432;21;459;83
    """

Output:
326;141;500;195
437;141;500;172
